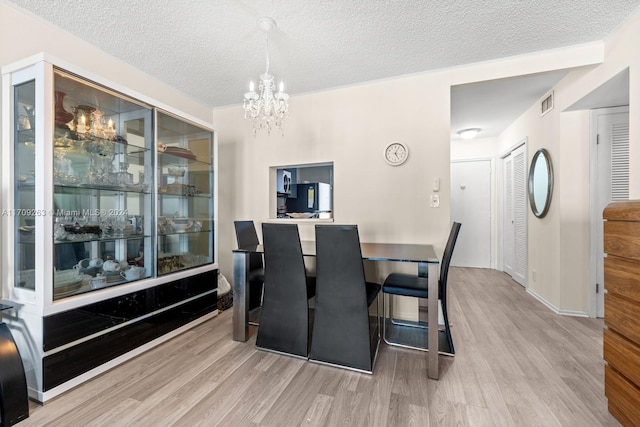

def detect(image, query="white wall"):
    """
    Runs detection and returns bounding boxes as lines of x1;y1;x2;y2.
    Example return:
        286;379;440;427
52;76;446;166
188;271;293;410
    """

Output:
214;44;605;304
215;12;639;319
216;73;454;294
493;9;640;315
451;137;499;161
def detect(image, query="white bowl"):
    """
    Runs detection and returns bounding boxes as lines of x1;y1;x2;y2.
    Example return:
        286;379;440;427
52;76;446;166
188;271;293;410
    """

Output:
170;218;192;232
173;223;191;232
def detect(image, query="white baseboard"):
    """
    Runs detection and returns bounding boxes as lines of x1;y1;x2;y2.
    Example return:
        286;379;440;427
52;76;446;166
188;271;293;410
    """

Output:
526;288;589;318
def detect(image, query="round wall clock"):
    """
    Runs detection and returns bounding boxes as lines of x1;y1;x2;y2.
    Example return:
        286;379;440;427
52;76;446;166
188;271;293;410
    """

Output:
384;141;409;166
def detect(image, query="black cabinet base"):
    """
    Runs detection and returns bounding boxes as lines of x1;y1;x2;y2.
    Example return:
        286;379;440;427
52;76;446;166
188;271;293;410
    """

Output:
43;269;218;391
0;323;29;426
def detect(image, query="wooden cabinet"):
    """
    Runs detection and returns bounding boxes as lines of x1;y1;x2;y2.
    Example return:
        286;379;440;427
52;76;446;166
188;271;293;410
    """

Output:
603;200;640;426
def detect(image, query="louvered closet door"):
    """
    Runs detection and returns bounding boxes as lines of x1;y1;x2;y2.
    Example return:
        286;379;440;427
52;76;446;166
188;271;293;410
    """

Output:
512;145;527;286
596;109;629;317
502;143;527;286
610;120;630;201
503;156;514;277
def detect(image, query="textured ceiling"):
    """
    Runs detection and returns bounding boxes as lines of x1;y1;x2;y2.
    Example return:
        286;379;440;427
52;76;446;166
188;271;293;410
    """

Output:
4;1;639;139
5;0;640;111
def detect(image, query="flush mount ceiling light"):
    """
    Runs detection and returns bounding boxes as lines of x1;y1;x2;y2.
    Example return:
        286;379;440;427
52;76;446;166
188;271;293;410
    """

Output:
457;128;481;140
243;17;289;136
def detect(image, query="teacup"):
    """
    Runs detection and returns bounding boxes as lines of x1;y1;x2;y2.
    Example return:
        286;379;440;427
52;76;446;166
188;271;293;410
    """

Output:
89;275;107;289
75;258;104;271
74;258;91;270
102;260;121;272
120;266;145;281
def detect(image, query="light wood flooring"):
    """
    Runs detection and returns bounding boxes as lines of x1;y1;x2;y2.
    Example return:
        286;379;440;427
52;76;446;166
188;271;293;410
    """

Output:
22;268;620;426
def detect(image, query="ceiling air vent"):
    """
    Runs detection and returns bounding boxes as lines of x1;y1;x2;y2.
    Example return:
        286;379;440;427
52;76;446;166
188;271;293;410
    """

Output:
541;90;554;116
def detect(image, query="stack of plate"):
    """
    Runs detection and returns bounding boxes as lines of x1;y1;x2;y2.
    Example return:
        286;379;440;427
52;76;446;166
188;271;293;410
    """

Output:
54;269;84;296
164;146;196;160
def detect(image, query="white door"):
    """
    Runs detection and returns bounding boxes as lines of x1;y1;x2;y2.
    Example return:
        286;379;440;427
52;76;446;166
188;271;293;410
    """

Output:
502;143;527;286
451;160;492;268
503;155;514;277
595;108;629;318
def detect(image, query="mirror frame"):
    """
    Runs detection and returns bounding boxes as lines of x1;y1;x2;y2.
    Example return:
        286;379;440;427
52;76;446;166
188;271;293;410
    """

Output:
528;148;554;218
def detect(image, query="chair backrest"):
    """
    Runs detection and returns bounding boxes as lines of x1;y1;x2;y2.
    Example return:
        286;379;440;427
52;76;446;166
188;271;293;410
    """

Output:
258;223;310;355
439;222;462;296
312;225;372;369
315;224;368;306
262;223;308;293
234;220;263;270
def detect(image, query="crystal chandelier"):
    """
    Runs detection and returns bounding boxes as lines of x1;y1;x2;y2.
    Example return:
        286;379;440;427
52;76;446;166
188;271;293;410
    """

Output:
243;17;289;136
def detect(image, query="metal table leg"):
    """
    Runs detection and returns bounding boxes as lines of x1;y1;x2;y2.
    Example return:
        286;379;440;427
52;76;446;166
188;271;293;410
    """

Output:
232;252;250;342
427;262;439;379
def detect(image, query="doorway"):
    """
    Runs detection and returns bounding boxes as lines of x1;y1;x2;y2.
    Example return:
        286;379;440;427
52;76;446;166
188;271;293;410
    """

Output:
450;159;492;268
592;106;629;318
501;141;527;286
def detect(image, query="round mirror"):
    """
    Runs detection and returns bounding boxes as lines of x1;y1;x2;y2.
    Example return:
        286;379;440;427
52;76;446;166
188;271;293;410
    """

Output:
528;148;553;218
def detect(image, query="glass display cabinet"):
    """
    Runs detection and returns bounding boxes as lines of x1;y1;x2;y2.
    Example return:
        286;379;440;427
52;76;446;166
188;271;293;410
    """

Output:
156;111;214;276
1;54;218;402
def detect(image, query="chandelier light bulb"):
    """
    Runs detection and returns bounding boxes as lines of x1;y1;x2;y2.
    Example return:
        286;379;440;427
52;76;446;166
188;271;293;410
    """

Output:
279;81;284;93
249;81;255;92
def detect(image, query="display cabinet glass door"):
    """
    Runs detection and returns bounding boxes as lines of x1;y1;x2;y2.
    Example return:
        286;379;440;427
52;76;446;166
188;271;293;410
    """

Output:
156;111;214;275
50;70;154;299
14;80;37;291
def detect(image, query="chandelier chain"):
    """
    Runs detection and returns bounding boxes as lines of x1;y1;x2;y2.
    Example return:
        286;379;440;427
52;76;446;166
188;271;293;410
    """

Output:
264;32;270;75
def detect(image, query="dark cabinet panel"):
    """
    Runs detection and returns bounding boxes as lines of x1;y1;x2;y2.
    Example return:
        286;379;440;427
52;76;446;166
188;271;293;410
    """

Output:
42;270;217;390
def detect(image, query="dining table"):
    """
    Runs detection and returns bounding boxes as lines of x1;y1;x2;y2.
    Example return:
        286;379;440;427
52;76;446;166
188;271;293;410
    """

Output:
232;240;442;379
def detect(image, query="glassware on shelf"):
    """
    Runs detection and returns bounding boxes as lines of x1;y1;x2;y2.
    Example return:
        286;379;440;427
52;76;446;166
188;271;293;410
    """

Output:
105;117;117;140
74;215;88;228
116;162;133;186
54;132;73;149
87;150;115;185
90;109;107;139
53;216;68;241
112;215;127;236
71;105;95;139
99;216;112;238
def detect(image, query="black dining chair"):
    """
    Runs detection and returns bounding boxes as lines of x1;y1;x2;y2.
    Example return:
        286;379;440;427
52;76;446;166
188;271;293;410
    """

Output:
256;223;316;358
382;222;461;355
234;220;265;314
309;225;381;373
